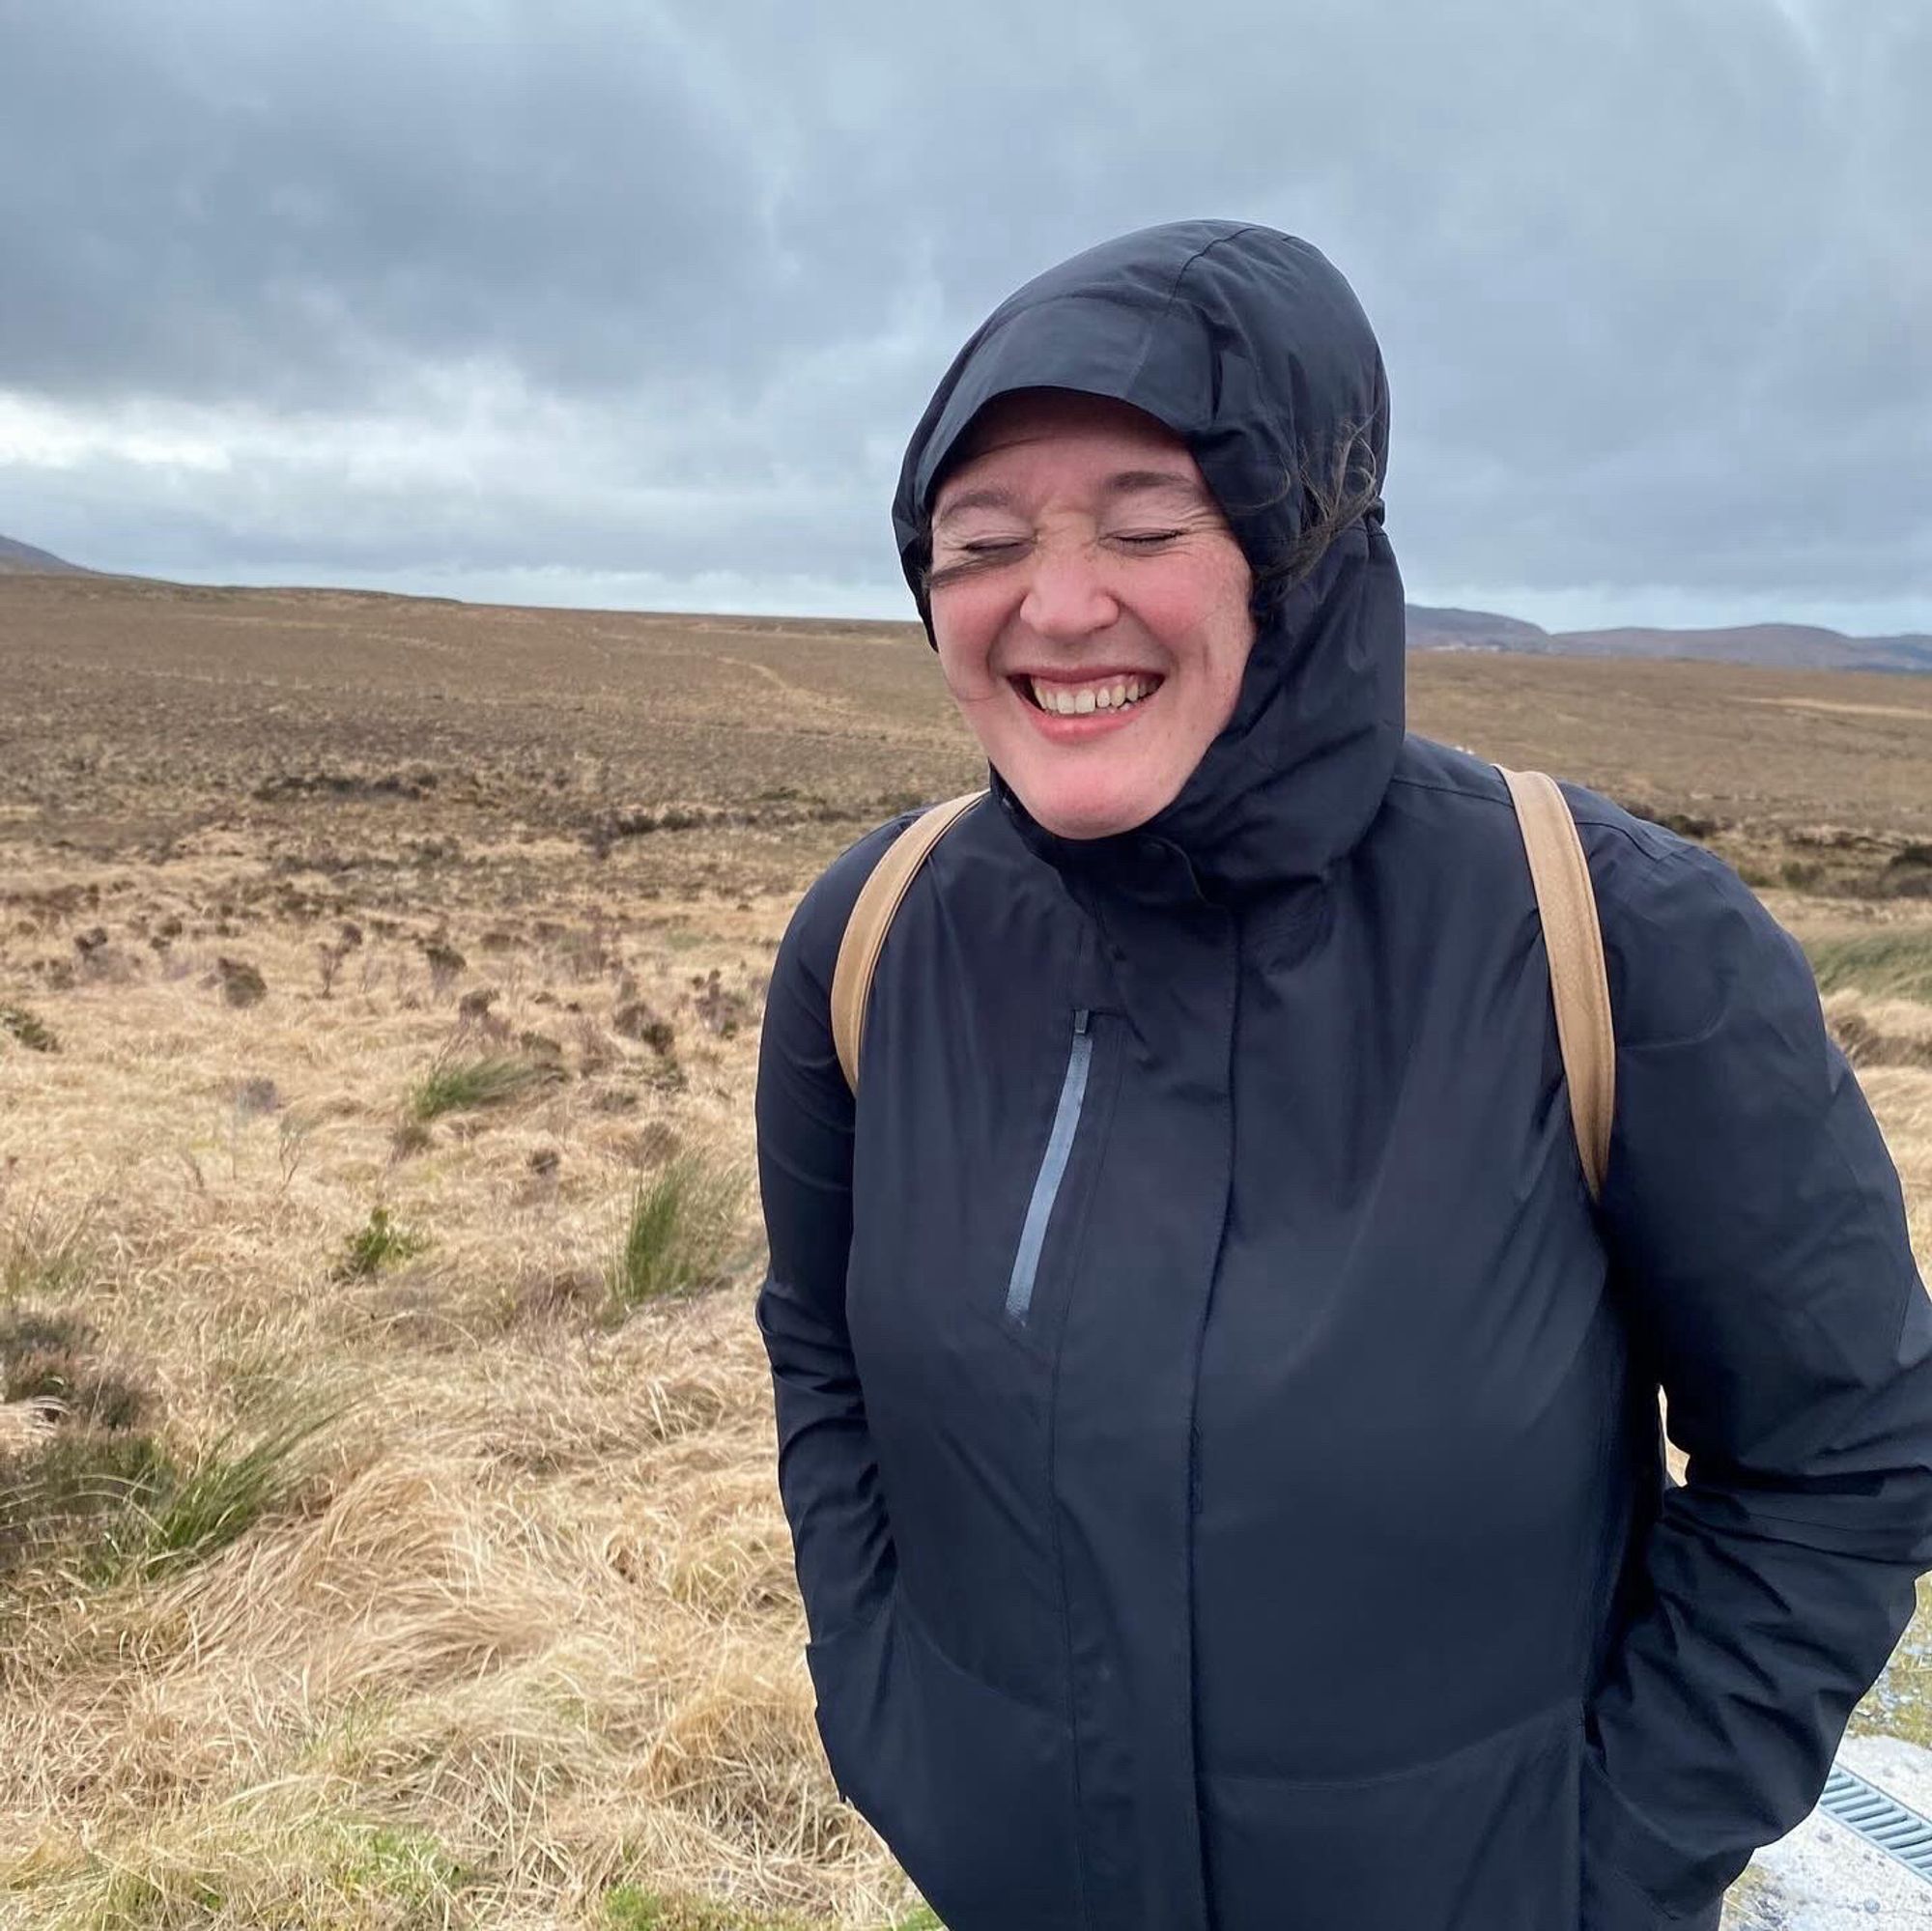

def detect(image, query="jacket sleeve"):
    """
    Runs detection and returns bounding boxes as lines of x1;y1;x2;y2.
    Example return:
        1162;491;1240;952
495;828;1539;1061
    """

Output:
754;819;909;1646
1582;830;1932;1927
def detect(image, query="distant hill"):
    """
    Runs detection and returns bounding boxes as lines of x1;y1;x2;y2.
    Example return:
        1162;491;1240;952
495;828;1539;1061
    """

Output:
1406;604;1932;675
0;539;1921;670
1406;606;1551;653
0;533;92;576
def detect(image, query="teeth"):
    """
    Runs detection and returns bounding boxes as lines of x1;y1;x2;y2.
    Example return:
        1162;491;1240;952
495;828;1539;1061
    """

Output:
1030;675;1156;716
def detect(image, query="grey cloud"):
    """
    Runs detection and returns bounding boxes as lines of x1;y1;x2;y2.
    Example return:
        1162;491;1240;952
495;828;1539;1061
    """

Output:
0;1;805;407
1;0;1928;621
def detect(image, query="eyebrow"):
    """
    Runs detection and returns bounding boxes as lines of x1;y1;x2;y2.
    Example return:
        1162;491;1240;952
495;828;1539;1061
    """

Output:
932;468;1209;528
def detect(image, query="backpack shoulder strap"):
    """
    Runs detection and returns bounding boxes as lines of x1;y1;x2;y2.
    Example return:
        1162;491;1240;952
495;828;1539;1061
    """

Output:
1498;767;1615;1201
829;774;1617;1191
831;790;986;1093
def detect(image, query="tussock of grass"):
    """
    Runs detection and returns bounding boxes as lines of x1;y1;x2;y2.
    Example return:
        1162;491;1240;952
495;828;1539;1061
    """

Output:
1;1004;59;1053
408;1052;552;1122
1806;929;1932;1003
0;1404;335;1587
0;1311;152;1431
0;1428;173;1582
1;1195;99;1300
128;1407;337;1579
611;1154;749;1309
335;1206;430;1280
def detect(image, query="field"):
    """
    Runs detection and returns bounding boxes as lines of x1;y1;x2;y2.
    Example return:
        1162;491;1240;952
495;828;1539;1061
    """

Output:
1;571;1929;1929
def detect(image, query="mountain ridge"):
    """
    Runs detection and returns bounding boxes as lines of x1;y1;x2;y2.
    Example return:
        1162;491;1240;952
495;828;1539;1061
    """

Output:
2;535;1924;673
1397;606;1932;675
0;533;94;576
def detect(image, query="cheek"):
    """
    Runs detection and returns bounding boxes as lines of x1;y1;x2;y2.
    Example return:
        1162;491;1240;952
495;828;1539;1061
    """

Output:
1148;577;1256;704
930;594;1006;702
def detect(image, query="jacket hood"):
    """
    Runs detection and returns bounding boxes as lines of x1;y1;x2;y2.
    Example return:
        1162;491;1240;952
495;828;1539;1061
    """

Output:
891;219;1406;900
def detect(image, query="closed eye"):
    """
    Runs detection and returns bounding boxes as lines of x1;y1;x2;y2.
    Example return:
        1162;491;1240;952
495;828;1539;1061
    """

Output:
1115;530;1182;548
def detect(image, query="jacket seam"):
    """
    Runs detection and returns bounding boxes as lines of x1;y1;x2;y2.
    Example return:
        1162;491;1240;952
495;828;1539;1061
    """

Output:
1386;769;1659;839
1094;225;1264;403
1205;1692;1579;1791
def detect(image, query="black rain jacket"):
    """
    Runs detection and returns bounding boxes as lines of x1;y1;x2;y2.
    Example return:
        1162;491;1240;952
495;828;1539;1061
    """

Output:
753;221;1932;1931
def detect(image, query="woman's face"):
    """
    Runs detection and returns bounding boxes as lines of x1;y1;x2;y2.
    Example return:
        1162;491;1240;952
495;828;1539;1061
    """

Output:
926;390;1256;840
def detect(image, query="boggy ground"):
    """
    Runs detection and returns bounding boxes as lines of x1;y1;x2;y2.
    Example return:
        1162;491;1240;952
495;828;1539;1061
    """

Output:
0;573;1928;1929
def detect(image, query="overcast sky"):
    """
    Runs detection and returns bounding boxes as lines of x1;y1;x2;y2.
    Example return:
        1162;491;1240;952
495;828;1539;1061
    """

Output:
2;0;1928;635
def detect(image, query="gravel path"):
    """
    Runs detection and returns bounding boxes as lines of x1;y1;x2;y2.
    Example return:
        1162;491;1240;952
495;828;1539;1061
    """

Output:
1725;1737;1932;1928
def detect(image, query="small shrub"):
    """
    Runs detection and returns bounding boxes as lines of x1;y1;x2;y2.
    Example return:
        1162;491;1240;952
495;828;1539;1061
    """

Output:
423;937;467;995
690;968;754;1037
336;1206;430;1280
613;999;676;1054
517;1028;565;1068
407;1052;551;1122
231;1075;281;1119
574;1014;619;1075
215;955;269;1008
316;936;354;997
610;1152;748;1309
0;1004;58;1053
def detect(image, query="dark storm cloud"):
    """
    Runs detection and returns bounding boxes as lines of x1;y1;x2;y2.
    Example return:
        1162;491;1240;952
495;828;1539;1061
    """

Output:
0;1;810;409
1;0;1927;623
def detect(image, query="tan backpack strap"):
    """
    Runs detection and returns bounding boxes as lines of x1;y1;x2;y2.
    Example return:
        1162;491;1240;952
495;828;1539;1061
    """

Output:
1499;767;1615;1201
831;790;986;1093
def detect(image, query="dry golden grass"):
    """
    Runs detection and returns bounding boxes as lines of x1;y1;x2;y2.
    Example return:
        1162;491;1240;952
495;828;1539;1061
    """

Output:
0;881;912;1924
0;573;1926;1929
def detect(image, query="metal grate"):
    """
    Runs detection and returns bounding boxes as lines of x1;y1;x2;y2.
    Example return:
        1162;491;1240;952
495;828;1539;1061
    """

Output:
1816;1764;1932;1884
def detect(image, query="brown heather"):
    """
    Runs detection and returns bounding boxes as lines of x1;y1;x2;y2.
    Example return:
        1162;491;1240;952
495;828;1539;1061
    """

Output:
0;572;1927;1929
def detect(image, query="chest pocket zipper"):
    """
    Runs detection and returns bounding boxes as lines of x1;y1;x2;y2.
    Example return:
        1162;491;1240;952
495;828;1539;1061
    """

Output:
1004;1008;1095;1324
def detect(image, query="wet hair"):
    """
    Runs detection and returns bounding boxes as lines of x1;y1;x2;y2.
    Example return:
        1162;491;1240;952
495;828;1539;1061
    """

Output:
1238;417;1386;617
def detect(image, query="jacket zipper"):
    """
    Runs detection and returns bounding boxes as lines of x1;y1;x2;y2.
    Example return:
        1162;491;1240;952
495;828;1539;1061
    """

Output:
1004;1008;1094;1324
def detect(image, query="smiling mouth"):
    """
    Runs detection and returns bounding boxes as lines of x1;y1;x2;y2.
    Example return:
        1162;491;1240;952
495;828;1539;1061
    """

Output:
1013;672;1165;717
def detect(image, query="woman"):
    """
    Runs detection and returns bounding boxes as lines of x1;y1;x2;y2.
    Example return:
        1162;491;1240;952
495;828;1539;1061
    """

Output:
754;220;1932;1931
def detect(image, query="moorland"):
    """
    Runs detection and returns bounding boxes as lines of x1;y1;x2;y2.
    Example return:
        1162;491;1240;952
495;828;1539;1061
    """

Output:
1;570;1929;1928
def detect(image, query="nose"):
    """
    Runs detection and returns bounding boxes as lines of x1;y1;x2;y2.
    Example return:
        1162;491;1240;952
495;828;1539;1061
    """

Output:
1018;539;1120;640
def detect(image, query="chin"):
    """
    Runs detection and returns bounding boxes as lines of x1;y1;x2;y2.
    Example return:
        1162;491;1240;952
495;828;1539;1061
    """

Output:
1011;772;1171;842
